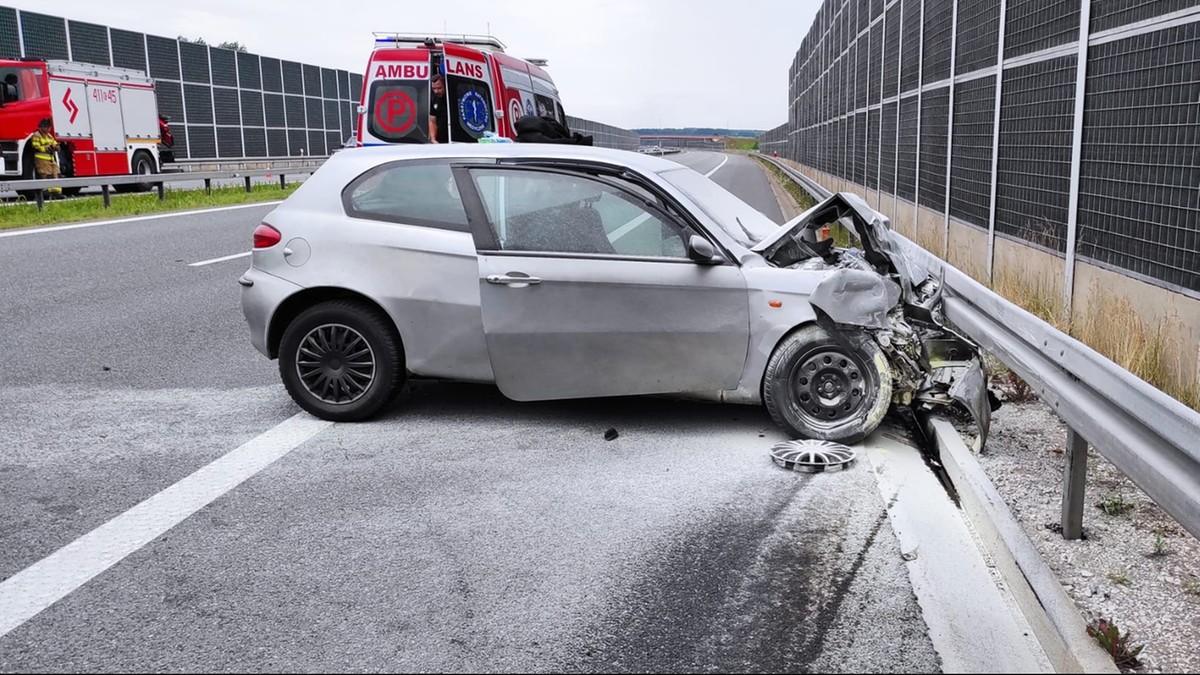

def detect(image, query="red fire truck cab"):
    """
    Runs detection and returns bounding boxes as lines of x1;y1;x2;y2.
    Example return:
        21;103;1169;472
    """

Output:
356;33;568;146
0;59;171;188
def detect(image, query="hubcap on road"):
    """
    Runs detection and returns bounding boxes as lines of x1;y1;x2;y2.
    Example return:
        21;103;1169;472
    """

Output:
770;439;858;473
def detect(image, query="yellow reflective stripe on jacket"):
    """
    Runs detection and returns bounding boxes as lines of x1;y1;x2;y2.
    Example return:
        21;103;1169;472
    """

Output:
31;133;57;161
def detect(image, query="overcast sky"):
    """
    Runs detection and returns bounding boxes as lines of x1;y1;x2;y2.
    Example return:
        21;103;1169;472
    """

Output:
14;0;821;131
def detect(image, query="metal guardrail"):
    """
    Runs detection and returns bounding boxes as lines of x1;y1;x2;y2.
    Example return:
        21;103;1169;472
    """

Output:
166;157;329;173
759;153;1200;541
1;165;322;212
637;147;682;156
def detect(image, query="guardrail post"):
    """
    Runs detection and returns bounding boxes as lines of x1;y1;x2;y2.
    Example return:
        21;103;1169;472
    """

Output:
1061;428;1089;540
279;174;286;190
34;189;44;212
244;176;251;193
101;184;110;208
204;178;211;195
156;182;165;201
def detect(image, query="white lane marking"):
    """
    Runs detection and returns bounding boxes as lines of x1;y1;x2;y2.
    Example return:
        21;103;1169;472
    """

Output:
0;202;283;239
0;412;332;639
189;251;251;267
704;154;730;178
608;213;654;243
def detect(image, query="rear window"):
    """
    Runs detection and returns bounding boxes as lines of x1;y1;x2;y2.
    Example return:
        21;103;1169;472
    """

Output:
366;80;429;143
343;161;468;231
534;94;556;120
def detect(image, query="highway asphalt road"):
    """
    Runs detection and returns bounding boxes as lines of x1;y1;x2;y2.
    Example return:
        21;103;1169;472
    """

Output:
0;150;968;672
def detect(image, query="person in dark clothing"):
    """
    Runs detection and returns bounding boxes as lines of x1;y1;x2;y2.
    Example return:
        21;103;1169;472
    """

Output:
513;115;593;145
429;74;449;143
2;73;17;103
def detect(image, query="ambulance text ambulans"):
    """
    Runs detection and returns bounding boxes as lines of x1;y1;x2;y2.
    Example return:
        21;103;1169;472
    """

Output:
0;59;169;190
356;33;568;145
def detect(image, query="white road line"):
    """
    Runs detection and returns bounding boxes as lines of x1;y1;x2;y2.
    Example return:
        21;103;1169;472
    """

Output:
189;251;251;267
608;213;653;243
0;202;283;239
704;154;730;178
0;412;331;639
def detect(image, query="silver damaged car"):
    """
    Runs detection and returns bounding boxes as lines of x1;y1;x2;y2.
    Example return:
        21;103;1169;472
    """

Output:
240;144;993;446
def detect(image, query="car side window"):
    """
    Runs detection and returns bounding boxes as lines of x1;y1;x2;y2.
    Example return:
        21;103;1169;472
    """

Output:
344;162;469;231
468;168;690;258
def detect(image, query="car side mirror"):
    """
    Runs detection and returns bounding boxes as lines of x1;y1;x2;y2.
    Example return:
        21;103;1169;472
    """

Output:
686;235;720;265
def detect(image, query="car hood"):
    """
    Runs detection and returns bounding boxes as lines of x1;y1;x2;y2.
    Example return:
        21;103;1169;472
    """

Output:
751;192;929;299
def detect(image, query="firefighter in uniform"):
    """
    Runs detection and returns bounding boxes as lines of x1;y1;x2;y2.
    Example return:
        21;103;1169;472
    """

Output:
31;118;63;198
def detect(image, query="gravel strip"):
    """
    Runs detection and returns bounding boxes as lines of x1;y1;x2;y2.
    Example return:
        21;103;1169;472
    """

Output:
977;395;1200;674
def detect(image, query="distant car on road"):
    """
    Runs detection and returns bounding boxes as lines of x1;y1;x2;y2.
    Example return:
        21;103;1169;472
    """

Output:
240;144;990;444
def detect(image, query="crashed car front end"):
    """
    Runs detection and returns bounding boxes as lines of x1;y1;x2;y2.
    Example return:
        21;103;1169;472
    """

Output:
754;193;997;450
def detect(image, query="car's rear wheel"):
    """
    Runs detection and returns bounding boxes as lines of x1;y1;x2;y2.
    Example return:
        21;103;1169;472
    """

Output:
279;301;404;422
763;324;892;445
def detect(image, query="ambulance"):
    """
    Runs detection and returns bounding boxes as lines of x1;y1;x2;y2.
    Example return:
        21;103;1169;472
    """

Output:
0;59;168;191
356;33;568;146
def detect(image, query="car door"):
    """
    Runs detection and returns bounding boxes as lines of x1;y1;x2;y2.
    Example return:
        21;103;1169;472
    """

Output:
454;163;751;401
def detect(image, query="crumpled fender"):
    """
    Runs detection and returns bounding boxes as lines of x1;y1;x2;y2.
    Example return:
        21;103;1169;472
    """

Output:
808;268;902;330
918;337;996;451
946;359;992;452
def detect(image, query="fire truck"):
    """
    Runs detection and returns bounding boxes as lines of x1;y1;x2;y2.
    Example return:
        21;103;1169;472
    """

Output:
0;59;172;192
356;33;568;146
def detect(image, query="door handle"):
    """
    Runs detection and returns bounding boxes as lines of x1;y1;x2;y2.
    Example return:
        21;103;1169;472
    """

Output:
486;274;542;285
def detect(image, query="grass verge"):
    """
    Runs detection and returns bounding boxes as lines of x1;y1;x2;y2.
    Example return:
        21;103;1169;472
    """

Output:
0;182;300;230
725;137;758;151
751;155;817;214
987;272;1200;412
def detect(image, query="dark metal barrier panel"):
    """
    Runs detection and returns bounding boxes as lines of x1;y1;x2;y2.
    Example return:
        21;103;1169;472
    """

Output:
955;0;1000;74
564;117;639;151
759;0;1200;298
0;7;362;161
995;56;1074;253
918;86;950;211
1003;0;1080;59
949;76;996;229
1078;21;1200;293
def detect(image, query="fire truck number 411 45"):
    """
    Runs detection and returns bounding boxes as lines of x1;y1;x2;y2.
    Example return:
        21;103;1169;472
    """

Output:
91;88;118;104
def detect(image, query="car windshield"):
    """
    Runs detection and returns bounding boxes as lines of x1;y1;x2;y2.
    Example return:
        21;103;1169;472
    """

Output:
658;167;779;247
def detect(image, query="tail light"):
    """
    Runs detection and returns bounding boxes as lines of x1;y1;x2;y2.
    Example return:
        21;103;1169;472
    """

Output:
253;223;282;248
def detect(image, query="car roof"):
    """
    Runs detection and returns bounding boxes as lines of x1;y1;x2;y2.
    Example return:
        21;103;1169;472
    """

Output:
280;143;695;214
335;142;685;175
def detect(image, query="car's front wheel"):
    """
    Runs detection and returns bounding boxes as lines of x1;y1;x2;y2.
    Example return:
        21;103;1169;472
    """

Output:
278;301;405;422
763;324;892;445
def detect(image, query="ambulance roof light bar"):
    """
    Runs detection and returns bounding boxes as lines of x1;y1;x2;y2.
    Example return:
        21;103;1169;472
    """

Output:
525;58;550;67
372;32;507;52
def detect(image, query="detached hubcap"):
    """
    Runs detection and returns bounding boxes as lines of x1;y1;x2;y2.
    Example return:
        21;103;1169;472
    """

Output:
296;324;376;404
793;349;866;427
